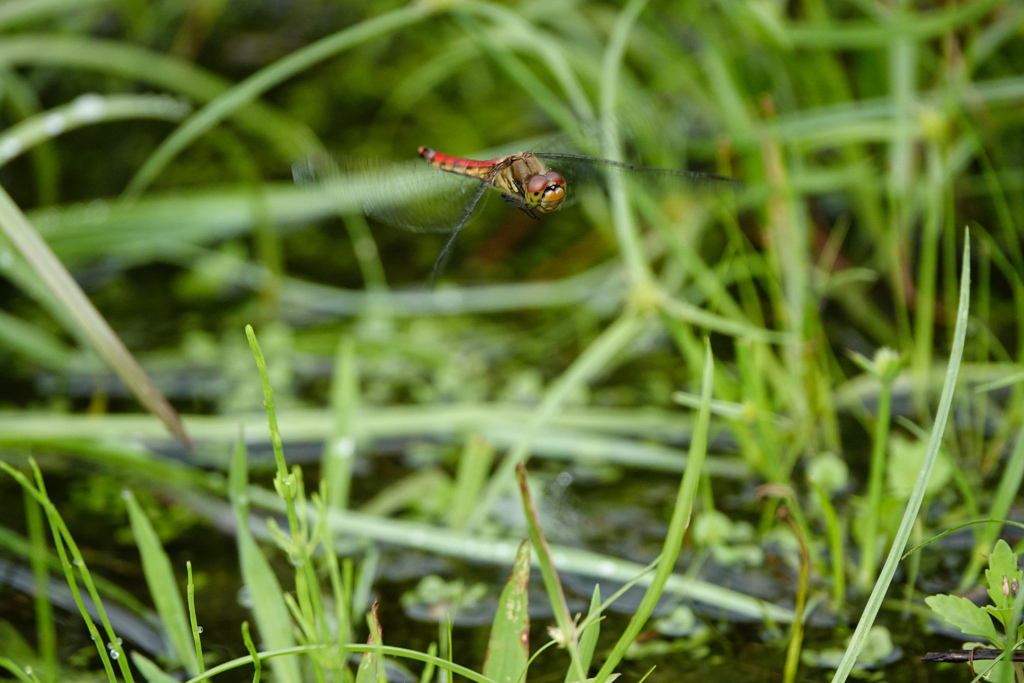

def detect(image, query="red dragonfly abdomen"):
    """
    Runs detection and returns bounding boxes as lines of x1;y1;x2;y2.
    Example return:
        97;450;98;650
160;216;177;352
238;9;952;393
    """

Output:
418;147;499;181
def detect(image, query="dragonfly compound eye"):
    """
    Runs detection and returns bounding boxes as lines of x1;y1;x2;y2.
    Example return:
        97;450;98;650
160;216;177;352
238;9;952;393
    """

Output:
526;174;550;194
538;172;566;212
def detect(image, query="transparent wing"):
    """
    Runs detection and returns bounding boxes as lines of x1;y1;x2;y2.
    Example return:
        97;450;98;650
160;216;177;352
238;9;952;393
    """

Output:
517;110;736;203
292;153;492;234
533;152;737;206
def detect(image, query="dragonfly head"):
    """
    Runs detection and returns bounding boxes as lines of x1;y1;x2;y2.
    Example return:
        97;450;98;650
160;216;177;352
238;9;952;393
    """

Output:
525;171;566;213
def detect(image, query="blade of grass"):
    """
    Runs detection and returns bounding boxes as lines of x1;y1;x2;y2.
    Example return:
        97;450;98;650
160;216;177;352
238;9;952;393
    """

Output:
0;94;191;168
592;337;714;683
0;182;191;447
452;5;590;131
447;435;496;530
783;0;1005;48
246;325;333;664
130;653;180;683
571;587;602;683
24;489;56;682
314;495;352;648
123;489;200;675
185;562;205;676
829;232;971;683
241;622;262;682
324;335;358;511
355;602;387;683
228;434;301;683
0;0;112;30
0;35;312;161
957;420;1024;591
0;308;75;371
0;64;59;205
482;540;530;683
126;5;433;195
781;513;810;683
855;348;903;588
658;295;793;344
0;657;34;682
911;142;945;416
269;483;793;622
471;312;648;526
599;0;653;289
516;463;586;683
1;460;134;681
809;478;846;608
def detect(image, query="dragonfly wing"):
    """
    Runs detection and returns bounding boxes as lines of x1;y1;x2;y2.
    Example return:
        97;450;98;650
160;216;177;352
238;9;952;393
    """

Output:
533;153;737;204
428;176;493;285
293;153;491;233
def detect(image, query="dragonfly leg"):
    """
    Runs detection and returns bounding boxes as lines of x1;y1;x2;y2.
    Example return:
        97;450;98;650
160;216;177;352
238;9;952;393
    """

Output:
429;179;491;286
500;193;540;220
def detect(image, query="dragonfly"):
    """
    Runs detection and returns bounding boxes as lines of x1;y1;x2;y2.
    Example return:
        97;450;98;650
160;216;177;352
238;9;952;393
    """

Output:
296;142;736;283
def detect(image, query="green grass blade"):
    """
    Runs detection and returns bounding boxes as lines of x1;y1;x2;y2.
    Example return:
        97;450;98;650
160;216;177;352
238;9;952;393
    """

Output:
593;338;714;683
32;184;338;266
0;64;59;204
0;0;112;30
126;5;433;195
599;0;652;288
0;657;35;682
472;313;648;525
829;233;971;683
0;308;75;371
24;488;56;681
447;435;495;530
356;601;387;683
1;461;133;681
0;94;190;168
570;587;602;683
957;421;1024;590
784;0;1005;48
482;540;530;683
228;435;301;683
515;463;586;683
249;484;790;622
185;563;205;675
323;336;358;511
123;490;200;675
0;35;313;162
130;652;180;683
0;182;190;446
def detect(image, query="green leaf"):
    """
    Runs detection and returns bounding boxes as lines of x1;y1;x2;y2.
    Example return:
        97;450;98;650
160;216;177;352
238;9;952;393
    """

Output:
355;600;387;683
570;587;602;683
483;540;530;683
0;183;190;446
123;490;199;675
924;594;1001;645
130;652;181;683
985;539;1022;611
229;435;301;683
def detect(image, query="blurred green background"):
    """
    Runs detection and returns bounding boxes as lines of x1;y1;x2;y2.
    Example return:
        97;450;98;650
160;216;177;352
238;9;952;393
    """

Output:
0;0;1022;680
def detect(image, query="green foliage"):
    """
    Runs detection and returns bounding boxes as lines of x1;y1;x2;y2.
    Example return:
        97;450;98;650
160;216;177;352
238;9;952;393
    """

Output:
0;0;1021;680
926;539;1024;682
926;593;1003;644
482;541;530;683
927;540;1024;645
123;491;200;675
